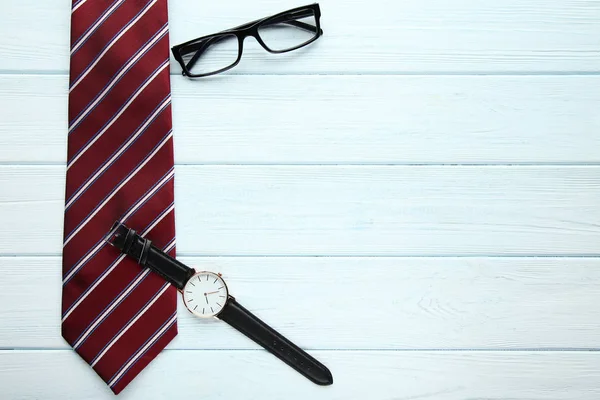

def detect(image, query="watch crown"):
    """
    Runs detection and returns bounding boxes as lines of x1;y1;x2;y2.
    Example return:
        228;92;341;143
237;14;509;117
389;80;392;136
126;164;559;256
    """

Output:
217;273;222;277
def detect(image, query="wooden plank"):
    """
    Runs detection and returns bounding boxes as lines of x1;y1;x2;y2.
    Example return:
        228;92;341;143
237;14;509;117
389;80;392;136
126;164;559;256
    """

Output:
2;350;600;399
0;76;67;163
2;75;600;164
2;165;600;256
2;0;600;73
3;256;600;349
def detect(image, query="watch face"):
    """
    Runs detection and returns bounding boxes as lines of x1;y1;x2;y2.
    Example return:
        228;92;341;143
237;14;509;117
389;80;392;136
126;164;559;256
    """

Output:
182;271;229;318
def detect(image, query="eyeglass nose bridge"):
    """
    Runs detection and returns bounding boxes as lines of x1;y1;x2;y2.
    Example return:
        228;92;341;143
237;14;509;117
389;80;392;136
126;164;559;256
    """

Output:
237;29;272;54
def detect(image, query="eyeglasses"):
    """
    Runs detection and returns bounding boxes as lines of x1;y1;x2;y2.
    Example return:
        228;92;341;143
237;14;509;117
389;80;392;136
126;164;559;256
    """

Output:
171;3;323;78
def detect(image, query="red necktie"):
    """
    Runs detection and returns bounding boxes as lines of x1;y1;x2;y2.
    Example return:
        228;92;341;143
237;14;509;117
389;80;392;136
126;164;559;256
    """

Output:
62;0;176;394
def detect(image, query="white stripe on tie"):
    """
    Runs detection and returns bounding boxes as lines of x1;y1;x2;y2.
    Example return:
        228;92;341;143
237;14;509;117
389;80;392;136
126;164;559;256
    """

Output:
70;0;158;92
108;313;177;387
66;96;171;209
62;200;175;320
91;282;172;366
69;25;169;133
63;131;173;247
73;270;153;349
62;168;175;287
62;168;174;286
71;0;127;55
72;0;88;13
143;203;175;234
68;61;169;169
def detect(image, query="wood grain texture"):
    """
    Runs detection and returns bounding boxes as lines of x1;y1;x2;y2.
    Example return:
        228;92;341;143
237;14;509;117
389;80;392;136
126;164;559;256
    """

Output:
2;350;600;399
2;75;600;164
2;0;600;73
3;256;600;350
2;0;600;396
2;165;599;256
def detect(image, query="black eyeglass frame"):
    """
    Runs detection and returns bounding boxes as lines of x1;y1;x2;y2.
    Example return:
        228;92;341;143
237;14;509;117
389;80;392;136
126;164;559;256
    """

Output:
171;3;323;78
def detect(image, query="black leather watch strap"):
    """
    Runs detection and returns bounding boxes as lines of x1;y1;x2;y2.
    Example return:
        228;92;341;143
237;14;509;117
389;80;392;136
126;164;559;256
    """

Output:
218;298;333;385
107;222;195;290
107;222;333;385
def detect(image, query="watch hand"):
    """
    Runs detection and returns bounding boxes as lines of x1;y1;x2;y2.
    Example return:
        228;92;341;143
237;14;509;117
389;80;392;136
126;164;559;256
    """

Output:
206;291;219;295
205;295;209;304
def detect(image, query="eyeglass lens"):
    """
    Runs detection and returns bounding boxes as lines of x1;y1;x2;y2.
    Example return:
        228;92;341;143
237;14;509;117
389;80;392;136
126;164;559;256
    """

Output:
180;8;318;76
258;8;318;52
181;33;240;76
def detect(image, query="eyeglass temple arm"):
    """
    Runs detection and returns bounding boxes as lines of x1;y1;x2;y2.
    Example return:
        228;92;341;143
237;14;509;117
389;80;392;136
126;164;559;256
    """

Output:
232;9;319;33
184;37;221;72
184;10;321;71
264;9;321;34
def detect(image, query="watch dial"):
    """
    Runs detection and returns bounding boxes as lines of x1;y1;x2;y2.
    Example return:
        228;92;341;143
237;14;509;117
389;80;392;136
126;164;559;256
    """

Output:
182;272;228;318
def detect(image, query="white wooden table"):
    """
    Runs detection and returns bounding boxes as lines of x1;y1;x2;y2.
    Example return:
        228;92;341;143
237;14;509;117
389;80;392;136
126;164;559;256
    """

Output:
2;0;600;398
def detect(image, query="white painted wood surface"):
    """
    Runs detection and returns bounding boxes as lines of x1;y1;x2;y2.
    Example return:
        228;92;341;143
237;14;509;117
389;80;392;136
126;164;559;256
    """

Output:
3;0;600;73
2;76;600;164
3;256;600;349
3;350;600;400
3;165;600;256
1;0;600;398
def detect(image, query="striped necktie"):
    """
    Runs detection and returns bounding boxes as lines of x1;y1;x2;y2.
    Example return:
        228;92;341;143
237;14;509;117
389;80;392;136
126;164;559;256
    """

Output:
61;0;177;394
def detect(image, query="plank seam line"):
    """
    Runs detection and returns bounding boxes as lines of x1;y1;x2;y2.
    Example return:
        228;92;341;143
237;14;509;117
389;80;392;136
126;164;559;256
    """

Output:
4;163;600;167
1;71;600;77
3;254;600;259
2;348;600;352
0;161;600;169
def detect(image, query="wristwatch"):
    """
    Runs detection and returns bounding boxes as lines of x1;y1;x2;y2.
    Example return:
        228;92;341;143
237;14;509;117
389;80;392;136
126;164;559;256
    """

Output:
106;222;333;386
